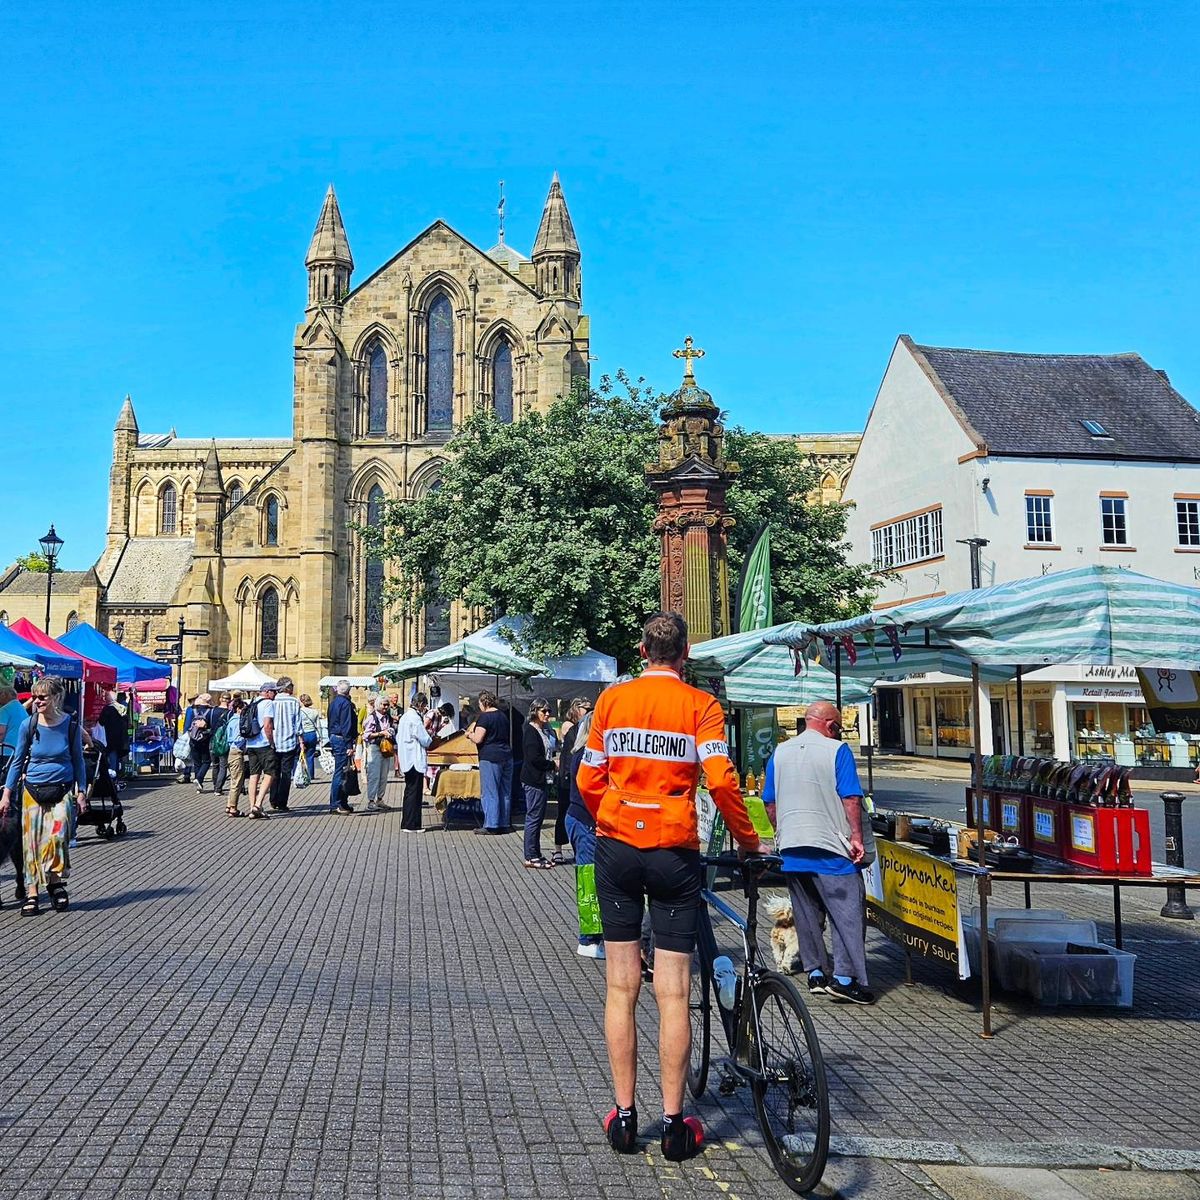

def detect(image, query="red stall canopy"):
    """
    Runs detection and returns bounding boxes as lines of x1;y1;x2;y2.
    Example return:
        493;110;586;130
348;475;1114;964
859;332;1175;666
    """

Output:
8;619;118;687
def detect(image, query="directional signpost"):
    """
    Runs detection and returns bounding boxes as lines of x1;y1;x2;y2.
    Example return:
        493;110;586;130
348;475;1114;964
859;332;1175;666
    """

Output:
155;618;209;724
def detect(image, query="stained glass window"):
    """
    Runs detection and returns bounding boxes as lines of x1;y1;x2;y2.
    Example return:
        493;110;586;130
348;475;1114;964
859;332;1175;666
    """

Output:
427;294;454;431
260;587;279;658
493;340;513;424
368;345;388;434
365;484;385;646
159;483;177;534
265;495;279;546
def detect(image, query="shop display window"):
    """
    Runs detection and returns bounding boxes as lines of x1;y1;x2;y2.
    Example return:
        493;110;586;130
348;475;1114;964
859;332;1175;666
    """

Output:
936;691;972;748
914;694;934;747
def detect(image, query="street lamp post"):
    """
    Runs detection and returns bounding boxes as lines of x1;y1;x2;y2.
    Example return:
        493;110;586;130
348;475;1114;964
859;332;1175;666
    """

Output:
38;524;64;634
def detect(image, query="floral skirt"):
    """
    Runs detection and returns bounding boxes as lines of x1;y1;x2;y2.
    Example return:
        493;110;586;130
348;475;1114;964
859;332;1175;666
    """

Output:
23;790;70;893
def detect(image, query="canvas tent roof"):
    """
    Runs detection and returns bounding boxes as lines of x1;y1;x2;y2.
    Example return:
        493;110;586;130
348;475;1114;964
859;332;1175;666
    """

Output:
59;622;166;683
0;626;39;669
9;618;116;685
208;662;278;690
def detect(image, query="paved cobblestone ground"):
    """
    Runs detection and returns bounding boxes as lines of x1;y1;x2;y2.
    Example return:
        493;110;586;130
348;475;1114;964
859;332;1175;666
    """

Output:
0;776;1196;1199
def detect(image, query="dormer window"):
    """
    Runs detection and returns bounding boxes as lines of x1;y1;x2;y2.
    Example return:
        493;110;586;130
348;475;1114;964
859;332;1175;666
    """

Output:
1081;419;1111;437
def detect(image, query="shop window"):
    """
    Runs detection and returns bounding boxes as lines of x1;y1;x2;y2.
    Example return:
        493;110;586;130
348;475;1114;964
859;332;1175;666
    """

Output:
367;344;388;435
1025;495;1053;544
1100;497;1128;545
427;294;454;431
914;694;934;747
935;690;972;749
1176;499;1200;547
259;587;280;658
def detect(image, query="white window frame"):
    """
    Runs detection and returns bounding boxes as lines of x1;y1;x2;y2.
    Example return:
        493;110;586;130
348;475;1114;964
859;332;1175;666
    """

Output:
871;507;943;570
1025;495;1054;545
1176;499;1200;548
1100;496;1128;546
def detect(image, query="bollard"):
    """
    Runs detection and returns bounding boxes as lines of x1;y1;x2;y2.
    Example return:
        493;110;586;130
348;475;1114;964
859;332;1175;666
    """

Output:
1160;792;1195;921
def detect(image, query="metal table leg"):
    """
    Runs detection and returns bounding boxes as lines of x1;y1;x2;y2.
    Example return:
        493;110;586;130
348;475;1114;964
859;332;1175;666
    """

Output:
1113;884;1123;949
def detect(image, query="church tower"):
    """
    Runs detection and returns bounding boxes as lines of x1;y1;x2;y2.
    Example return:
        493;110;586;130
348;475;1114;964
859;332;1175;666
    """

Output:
108;395;138;540
305;185;354;312
531;173;581;305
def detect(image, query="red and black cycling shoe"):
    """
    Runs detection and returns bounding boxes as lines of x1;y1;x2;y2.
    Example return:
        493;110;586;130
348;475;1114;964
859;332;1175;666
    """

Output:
604;1106;638;1154
661;1115;704;1162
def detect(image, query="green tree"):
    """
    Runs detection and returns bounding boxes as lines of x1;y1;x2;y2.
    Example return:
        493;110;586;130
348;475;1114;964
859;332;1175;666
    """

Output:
15;551;49;573
364;374;877;671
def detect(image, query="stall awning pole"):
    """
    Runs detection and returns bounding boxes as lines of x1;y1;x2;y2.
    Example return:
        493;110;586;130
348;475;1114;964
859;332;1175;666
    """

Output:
1015;665;1025;758
835;642;843;710
972;660;993;1039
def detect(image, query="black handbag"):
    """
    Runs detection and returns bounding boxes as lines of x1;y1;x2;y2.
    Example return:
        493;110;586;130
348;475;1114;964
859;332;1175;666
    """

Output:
344;766;361;797
25;780;70;805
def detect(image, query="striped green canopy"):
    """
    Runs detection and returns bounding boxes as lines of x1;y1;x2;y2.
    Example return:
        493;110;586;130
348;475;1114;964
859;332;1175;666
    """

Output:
375;638;544;682
688;625;873;706
765;566;1200;673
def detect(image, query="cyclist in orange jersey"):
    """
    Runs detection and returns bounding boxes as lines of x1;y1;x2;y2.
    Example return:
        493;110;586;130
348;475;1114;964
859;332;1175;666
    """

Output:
577;611;764;1162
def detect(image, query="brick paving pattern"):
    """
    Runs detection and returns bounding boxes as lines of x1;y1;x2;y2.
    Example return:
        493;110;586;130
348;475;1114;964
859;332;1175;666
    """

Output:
0;776;1196;1199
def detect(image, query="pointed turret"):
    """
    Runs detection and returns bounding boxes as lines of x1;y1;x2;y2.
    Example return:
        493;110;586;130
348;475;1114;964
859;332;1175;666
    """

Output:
306;185;354;311
531;173;581;302
198;440;224;496
115;394;138;434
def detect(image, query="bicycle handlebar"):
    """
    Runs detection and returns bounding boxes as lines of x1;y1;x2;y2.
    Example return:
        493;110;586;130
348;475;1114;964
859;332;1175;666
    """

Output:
701;850;782;876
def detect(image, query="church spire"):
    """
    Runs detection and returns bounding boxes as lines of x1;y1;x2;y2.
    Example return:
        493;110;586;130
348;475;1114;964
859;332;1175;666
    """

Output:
531;173;581;302
198;440;224;496
114;393;138;434
306;185;354;311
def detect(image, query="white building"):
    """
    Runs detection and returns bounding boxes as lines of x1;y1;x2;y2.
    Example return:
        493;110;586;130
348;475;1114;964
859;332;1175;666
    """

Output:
845;336;1200;765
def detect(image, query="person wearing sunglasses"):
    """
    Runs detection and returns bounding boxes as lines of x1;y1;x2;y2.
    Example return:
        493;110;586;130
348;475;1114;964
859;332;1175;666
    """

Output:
0;677;86;915
520;698;557;868
761;699;876;1005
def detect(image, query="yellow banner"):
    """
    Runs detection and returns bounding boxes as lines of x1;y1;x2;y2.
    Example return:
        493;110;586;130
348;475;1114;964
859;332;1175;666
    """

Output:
865;840;968;978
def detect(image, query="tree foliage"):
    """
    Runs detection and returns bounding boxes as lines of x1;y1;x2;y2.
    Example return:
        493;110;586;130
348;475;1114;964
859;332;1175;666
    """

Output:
363;374;877;671
15;551;49;573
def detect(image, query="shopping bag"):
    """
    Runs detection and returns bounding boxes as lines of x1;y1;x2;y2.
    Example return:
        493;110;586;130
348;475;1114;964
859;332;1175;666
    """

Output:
576;862;603;937
293;753;310;789
172;733;191;762
344;766;361;797
318;746;335;775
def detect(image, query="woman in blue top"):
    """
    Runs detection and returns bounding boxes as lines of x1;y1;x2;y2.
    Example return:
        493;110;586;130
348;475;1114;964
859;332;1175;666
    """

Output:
0;676;86;915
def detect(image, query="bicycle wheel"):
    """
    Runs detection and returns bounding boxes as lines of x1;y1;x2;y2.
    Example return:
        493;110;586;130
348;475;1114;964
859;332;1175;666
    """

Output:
687;950;711;1098
748;973;830;1194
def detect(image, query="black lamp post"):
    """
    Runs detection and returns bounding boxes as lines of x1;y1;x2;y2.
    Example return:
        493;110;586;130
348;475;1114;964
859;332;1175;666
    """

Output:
38;524;64;634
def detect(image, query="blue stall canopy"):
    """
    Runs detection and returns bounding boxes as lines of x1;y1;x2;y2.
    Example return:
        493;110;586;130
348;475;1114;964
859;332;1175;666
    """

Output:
60;622;165;684
0;623;82;679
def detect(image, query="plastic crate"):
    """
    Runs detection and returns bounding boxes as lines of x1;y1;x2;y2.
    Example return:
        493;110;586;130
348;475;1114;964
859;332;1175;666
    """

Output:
1003;941;1136;1008
962;911;1073;980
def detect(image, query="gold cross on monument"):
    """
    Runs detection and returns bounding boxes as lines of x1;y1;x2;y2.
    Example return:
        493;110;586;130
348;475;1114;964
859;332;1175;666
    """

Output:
673;336;705;383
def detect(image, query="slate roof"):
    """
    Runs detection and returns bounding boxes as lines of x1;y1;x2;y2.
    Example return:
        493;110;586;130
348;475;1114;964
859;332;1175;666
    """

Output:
905;336;1200;461
0;569;94;596
105;539;194;605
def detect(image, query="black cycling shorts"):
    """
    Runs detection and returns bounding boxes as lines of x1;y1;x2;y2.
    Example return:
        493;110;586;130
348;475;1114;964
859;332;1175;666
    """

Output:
594;836;702;954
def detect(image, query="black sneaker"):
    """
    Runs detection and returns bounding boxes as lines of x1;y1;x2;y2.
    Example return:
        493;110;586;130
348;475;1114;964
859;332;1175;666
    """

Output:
807;971;829;995
661;1115;704;1162
604;1106;638;1154
827;979;875;1006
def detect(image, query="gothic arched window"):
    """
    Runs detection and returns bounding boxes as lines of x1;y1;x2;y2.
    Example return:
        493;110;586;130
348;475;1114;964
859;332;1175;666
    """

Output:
159;483;177;535
228;481;244;508
424;568;451;651
364;484;385;646
367;345;388;434
0;611;7;627
427;294;454;432
493;340;513;424
65;612;78;633
264;495;280;547
259;587;279;658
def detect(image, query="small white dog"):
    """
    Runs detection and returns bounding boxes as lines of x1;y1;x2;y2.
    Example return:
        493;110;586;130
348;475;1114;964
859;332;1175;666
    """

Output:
763;893;801;974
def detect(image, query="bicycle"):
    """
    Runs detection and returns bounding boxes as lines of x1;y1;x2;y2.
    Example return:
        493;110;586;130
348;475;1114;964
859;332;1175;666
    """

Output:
688;852;830;1194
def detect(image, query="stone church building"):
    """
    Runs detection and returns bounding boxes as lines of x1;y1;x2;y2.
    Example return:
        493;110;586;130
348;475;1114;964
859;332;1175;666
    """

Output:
0;176;859;701
0;177;590;699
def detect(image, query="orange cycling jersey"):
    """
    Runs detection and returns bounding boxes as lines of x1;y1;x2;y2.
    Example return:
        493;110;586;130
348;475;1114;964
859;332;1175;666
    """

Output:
577;666;759;852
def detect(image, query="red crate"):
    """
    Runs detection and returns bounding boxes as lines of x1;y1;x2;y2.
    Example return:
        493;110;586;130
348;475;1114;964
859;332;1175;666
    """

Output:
965;787;1004;834
1027;796;1068;860
1062;805;1152;875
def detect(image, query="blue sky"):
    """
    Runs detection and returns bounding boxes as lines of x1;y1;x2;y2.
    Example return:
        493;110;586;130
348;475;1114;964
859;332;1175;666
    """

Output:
1;1;1197;569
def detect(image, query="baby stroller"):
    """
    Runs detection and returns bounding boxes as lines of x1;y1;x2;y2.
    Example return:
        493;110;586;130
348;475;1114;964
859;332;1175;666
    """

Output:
79;740;127;841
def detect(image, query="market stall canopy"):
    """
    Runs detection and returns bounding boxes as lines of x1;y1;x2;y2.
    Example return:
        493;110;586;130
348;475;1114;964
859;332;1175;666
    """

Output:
59;622;166;683
764;566;1200;672
376;632;546;683
0;629;39;669
687;625;873;706
319;675;381;689
208;662;278;690
8;618;116;685
0;623;80;677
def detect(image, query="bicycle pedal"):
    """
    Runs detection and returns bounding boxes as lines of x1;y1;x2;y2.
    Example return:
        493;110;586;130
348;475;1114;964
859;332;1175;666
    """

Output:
717;1073;739;1097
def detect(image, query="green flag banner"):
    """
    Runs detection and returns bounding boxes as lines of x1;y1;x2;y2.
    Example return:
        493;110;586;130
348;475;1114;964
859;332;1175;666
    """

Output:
735;524;778;775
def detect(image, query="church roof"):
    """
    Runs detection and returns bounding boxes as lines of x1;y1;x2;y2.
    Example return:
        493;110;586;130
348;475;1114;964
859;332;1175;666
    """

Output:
105;539;195;605
136;435;292;451
532;173;579;257
486;240;530;272
0;569;96;597
306;185;354;269
905;336;1200;461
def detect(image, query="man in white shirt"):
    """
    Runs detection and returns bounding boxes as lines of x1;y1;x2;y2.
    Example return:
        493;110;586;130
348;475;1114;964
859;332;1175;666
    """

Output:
245;681;277;819
269;676;303;812
397;694;432;832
